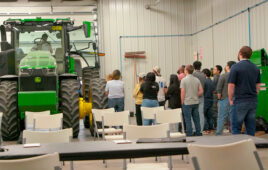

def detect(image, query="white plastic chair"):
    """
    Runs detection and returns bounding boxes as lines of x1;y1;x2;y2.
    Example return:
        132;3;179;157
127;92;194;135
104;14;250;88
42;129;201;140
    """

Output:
33;113;63;131
123;124;171;170
23;128;73;170
23;128;72;144
188;139;264;170
155;109;185;138
92;108;121;138
25;111;50;130
0;152;61;170
101;110;130;140
141;106;164;125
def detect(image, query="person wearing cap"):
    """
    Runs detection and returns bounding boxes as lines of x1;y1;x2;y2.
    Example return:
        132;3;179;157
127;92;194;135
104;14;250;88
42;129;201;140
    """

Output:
152;66;167;107
32;33;53;54
133;72;146;125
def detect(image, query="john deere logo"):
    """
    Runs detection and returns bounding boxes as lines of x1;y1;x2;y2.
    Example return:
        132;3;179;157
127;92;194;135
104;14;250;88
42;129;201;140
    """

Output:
35;77;41;83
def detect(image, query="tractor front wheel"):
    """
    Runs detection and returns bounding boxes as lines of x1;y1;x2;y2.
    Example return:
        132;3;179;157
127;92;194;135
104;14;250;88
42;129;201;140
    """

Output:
60;79;80;138
0;81;20;141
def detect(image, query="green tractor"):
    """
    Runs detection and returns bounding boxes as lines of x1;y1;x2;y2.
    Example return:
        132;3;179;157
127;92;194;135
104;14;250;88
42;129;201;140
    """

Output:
0;17;107;141
250;49;268;126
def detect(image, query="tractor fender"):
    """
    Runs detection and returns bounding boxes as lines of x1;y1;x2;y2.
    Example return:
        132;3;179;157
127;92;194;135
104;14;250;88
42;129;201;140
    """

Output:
59;73;77;82
0;75;18;81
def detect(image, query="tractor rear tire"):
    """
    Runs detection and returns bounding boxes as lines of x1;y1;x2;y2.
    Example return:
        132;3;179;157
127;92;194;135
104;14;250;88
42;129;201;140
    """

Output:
0;81;20;141
60;79;80;138
91;78;108;109
89;78;108;136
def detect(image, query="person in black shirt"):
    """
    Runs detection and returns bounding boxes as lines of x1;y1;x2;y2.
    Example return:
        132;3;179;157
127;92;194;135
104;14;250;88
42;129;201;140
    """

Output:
202;69;215;133
140;72;159;125
166;74;181;109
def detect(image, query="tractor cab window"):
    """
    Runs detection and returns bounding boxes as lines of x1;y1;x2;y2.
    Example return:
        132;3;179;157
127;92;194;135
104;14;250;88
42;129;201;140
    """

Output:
69;26;98;68
17;29;63;61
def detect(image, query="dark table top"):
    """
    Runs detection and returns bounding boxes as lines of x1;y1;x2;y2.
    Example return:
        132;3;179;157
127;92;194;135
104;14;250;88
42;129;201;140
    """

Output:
0;135;267;161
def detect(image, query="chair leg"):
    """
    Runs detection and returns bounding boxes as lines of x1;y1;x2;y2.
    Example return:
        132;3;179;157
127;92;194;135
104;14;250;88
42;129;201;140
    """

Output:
182;154;184;160
70;161;74;170
168;156;173;170
123;159;127;170
103;160;107;168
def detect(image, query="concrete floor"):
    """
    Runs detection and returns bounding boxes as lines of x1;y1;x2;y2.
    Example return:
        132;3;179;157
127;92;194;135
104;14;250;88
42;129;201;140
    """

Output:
3;118;268;170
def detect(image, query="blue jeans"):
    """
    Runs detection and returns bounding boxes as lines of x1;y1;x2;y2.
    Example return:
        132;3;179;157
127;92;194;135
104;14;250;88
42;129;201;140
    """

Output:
216;98;231;135
108;97;124;112
182;104;201;136
231;101;257;136
142;99;159;125
203;99;214;130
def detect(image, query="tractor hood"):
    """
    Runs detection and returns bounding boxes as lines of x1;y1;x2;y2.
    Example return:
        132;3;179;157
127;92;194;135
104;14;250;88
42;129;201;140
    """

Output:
20;51;56;69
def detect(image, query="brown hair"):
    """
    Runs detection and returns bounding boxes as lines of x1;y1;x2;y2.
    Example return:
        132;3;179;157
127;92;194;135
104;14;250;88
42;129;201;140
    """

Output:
239;46;252;59
185;65;194;74
112;70;121;80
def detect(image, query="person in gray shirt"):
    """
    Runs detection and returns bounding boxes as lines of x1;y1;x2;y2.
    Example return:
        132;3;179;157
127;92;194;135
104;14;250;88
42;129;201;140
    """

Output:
216;61;236;135
193;61;206;132
181;65;203;136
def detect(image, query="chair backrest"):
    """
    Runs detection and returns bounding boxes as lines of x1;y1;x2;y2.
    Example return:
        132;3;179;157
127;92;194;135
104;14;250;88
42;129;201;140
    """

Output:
25;111;50;129
0;152;61;170
92;108;115;121
102;110;130;127
155;109;182;124
23;128;73;144
33;113;63;130
124;123;170;140
141;107;156;119
188;139;264;170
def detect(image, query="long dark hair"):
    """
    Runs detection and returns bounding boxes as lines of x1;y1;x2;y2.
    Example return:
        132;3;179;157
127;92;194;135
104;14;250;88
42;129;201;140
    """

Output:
145;72;156;82
169;74;179;87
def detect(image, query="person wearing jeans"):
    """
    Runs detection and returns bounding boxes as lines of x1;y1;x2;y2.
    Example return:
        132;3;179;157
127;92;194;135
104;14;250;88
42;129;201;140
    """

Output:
193;61;206;131
140;72;159;125
105;70;125;112
181;65;203;136
228;46;261;136
216;61;236;135
202;68;215;133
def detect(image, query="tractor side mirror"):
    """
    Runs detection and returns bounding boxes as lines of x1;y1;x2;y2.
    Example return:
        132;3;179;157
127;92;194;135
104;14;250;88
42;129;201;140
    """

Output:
83;21;91;38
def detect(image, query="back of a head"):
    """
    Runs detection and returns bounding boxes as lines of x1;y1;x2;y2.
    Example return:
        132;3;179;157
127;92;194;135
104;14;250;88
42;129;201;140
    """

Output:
112;69;121;80
146;72;156;82
186;65;194;74
202;68;211;77
239;46;252;59
227;61;236;69
170;74;179;86
193;61;202;70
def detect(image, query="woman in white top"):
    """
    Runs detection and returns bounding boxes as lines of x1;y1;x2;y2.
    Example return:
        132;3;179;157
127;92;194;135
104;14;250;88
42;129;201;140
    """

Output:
105;70;125;112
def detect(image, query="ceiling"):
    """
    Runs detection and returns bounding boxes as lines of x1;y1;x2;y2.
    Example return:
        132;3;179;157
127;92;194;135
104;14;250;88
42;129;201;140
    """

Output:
0;0;97;6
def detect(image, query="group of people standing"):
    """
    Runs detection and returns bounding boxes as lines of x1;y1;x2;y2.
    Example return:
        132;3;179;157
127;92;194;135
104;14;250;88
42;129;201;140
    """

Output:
105;46;261;137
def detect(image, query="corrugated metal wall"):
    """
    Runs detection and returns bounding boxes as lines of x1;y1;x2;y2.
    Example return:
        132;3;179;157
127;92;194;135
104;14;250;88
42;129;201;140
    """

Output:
188;0;267;69
98;0;268;111
98;0;188;111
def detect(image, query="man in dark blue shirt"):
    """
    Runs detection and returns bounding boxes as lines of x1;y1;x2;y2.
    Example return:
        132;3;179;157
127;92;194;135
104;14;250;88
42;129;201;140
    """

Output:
228;46;261;136
202;69;215;133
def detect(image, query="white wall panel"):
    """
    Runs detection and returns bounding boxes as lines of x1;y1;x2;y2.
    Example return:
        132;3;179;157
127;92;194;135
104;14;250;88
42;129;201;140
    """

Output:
98;0;187;111
251;2;268;51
